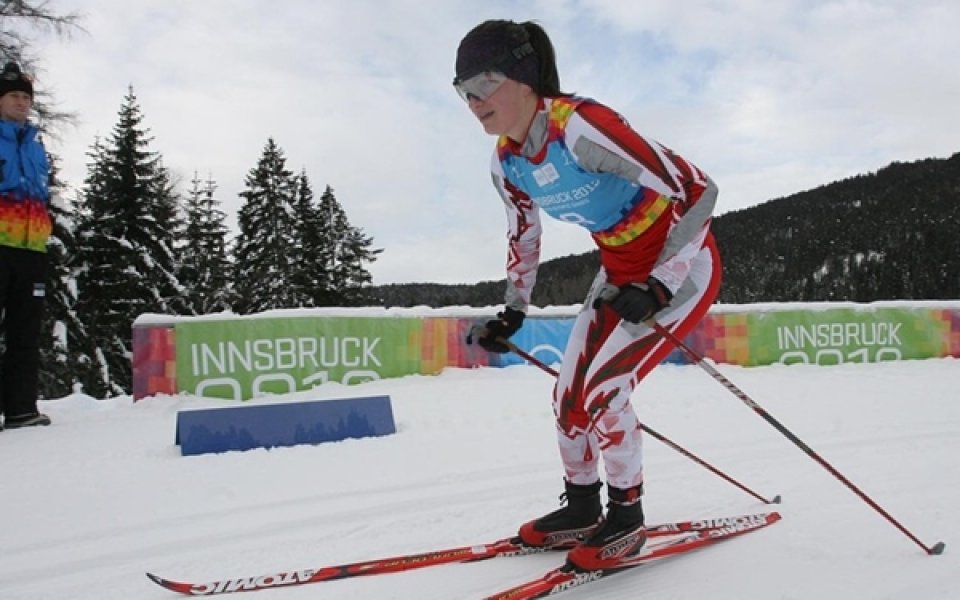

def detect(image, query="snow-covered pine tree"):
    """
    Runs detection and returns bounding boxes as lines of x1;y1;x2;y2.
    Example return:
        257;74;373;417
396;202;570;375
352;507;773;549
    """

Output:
337;224;382;306
37;158;98;398
72;88;184;396
287;170;329;307
179;172;234;314
316;185;381;306
232;138;299;313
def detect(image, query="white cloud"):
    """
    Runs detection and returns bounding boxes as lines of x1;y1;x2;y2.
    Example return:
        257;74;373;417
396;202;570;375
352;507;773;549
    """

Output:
27;0;960;285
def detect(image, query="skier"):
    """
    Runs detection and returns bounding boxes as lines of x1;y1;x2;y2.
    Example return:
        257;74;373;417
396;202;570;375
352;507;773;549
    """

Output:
0;62;52;431
456;20;721;570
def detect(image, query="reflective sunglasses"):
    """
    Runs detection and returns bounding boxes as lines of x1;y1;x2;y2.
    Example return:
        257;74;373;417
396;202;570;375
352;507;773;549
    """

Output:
453;70;508;102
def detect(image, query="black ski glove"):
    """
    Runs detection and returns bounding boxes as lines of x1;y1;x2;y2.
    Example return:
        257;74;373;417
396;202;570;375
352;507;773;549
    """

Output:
604;278;673;323
468;306;525;353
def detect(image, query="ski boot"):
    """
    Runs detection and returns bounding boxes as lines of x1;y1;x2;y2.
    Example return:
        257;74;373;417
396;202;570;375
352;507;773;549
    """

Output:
567;483;646;570
518;480;603;549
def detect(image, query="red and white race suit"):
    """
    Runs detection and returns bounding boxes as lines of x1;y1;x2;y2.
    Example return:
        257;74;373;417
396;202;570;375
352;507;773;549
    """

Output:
490;96;721;489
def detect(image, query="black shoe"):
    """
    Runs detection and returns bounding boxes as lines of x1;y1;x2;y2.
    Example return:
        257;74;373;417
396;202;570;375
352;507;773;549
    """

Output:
4;413;52;429
518;480;603;549
567;484;646;570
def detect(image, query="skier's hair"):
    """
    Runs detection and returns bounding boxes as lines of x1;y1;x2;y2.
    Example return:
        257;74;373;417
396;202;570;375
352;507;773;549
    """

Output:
455;19;571;98
519;21;568;97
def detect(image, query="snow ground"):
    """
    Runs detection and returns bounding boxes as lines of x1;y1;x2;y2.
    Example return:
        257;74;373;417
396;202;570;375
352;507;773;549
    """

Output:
1;358;958;599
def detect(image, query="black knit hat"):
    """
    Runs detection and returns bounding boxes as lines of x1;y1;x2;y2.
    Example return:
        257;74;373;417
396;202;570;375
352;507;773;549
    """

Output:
0;62;34;97
455;20;538;89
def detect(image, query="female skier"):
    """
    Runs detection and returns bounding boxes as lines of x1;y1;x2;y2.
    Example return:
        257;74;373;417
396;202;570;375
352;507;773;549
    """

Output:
456;19;721;571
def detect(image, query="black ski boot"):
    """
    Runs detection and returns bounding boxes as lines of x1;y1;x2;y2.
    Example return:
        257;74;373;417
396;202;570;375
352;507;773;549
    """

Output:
4;412;52;429
567;483;646;570
518;480;603;549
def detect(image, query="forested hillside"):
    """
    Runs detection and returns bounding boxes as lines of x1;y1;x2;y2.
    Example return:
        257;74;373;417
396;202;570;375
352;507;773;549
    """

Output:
373;153;960;307
716;153;960;302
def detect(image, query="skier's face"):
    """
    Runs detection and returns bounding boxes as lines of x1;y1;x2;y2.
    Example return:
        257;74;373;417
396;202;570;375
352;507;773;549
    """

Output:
465;77;537;142
0;91;32;124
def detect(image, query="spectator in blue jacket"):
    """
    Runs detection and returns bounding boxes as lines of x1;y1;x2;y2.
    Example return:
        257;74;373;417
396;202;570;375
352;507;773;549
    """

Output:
0;61;52;431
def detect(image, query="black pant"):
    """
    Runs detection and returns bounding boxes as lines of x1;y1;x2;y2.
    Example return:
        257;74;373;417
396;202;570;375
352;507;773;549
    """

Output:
0;246;48;418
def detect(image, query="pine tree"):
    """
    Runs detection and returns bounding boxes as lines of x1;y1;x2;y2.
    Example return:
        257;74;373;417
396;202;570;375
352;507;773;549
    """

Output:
72;88;184;396
179;172;233;314
288;170;329;307
37;157;96;398
0;2;80;57
0;1;80;126
232;138;299;313
316;186;381;306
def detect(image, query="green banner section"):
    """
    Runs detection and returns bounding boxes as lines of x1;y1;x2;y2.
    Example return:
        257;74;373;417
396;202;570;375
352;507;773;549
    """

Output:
746;308;946;366
175;317;421;400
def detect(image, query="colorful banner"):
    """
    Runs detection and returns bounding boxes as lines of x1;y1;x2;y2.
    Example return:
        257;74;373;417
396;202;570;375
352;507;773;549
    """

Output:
744;307;949;366
500;317;576;368
132;303;960;401
174;317;421;400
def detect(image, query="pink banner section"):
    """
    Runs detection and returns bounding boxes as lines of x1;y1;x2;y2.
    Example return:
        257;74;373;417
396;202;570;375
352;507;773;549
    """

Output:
683;312;750;365
939;308;960;357
413;317;497;374
132;324;177;400
416;317;487;374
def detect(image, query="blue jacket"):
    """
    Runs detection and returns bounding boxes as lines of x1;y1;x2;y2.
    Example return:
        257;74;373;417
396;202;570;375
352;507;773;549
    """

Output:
0;119;51;252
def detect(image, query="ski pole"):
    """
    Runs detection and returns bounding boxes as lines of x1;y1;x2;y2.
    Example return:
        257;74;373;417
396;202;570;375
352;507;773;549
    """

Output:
497;336;780;505
649;320;945;556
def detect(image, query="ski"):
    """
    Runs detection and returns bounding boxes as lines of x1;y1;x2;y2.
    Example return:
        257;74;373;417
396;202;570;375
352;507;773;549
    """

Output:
482;511;782;599
145;511;779;596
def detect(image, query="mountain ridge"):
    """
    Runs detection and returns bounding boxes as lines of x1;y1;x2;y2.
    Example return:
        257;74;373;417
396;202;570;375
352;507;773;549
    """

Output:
373;152;960;307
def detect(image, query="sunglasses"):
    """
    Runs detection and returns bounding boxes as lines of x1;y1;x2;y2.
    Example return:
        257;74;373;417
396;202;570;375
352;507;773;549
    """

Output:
453;70;508;102
452;41;534;102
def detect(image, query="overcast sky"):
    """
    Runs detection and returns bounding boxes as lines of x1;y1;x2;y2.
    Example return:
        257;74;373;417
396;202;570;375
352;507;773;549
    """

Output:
24;0;960;285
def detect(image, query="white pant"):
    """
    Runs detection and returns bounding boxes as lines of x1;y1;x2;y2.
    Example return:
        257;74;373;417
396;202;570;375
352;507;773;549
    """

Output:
552;236;721;490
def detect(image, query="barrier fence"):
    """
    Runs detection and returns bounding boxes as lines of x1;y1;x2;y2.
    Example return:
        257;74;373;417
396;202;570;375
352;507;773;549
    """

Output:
132;302;960;401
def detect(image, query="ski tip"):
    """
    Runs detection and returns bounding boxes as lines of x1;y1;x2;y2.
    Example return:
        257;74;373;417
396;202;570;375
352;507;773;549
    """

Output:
770;494;782;504
146;572;193;594
929;541;946;556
